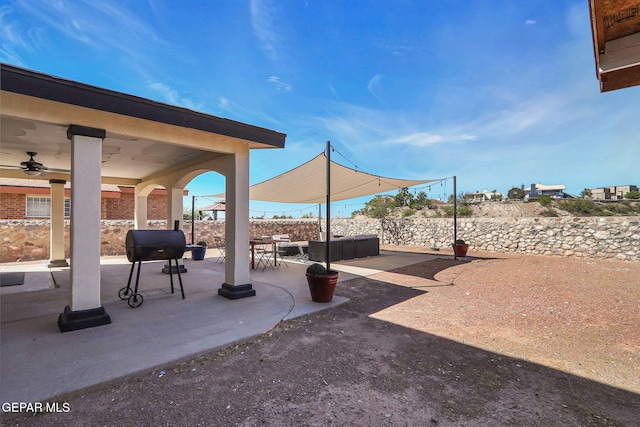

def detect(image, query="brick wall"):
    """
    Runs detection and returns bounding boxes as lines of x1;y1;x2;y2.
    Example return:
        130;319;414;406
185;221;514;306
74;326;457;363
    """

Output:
0;193;26;219
148;194;167;220
108;193;135;219
0;192;168;220
104;191;167;220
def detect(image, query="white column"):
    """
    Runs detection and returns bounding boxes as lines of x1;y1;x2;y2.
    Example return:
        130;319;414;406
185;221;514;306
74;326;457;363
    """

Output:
160;186;186;274
69;132;102;310
134;185;148;230
48;179;69;267
58;125;110;332
218;150;254;299
167;188;184;231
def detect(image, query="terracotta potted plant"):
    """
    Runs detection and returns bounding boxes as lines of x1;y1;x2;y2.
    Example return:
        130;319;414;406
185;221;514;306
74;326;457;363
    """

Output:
305;263;339;303
191;240;207;260
452;239;469;257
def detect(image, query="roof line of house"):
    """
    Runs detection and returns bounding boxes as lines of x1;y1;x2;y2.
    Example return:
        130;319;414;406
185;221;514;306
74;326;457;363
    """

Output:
1;63;286;148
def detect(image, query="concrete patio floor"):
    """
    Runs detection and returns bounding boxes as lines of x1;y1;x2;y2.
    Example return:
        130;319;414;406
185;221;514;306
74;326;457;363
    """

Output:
0;249;441;404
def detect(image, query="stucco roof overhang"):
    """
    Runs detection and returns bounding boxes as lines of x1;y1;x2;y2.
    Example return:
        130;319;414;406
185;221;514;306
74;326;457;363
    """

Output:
0;63;287;185
589;0;640;92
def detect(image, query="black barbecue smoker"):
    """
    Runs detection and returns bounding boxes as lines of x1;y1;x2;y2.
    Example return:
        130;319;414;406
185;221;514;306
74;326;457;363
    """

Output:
119;227;186;308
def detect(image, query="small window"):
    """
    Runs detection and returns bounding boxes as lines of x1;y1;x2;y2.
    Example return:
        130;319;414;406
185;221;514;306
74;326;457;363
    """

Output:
26;196;71;218
26;196;50;218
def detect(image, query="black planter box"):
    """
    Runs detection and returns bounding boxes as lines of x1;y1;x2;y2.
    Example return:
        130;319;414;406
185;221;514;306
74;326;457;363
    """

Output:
308;239;343;262
308;235;379;262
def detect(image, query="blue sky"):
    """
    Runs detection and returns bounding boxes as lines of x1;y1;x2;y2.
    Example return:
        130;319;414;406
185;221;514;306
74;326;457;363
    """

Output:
2;0;639;218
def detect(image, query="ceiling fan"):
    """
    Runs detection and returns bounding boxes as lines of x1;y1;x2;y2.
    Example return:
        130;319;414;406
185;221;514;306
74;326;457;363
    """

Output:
20;151;48;176
0;151;70;177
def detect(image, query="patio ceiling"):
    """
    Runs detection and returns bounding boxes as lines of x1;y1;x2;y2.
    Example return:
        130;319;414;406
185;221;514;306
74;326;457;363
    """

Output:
0;117;224;184
0;64;286;185
589;0;640;92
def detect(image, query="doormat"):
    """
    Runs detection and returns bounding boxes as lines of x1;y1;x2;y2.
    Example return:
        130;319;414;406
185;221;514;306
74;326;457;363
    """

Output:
141;288;171;297
0;272;25;287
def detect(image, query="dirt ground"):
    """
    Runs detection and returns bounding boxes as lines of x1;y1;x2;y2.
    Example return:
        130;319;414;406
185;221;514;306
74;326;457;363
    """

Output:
3;248;639;426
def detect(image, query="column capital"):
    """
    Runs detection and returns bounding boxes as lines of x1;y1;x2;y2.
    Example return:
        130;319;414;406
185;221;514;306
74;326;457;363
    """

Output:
49;179;66;185
67;124;106;140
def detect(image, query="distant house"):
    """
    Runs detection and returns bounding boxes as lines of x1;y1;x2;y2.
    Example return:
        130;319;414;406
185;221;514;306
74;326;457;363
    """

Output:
590;185;638;201
466;188;504;202
0;178;187;220
524;183;567;200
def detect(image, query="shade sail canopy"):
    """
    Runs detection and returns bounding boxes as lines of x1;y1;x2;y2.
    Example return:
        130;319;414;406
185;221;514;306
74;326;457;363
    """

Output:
235;153;435;204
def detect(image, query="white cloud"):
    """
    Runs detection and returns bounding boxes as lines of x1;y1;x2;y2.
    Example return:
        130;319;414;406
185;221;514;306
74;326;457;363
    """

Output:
14;0;167;56
218;96;229;109
387;132;477;147
525;19;536;25
328;82;339;98
267;76;292;91
250;0;281;62
367;74;384;101
0;6;31;64
148;81;203;111
467;89;592;140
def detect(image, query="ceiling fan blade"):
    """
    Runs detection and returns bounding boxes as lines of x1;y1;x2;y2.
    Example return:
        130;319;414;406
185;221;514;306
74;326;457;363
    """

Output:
45;167;70;174
0;164;25;170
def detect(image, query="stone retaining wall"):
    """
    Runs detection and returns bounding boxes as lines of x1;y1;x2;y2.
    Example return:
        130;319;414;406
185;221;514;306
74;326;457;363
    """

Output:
1;216;638;262
0;219;320;262
326;217;639;262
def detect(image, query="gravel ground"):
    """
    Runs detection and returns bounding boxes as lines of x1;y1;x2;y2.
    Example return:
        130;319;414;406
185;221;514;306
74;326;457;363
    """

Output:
3;248;639;426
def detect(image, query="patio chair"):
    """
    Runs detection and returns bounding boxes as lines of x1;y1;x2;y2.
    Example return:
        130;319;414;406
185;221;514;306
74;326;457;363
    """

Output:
255;236;276;270
272;234;291;268
213;236;226;263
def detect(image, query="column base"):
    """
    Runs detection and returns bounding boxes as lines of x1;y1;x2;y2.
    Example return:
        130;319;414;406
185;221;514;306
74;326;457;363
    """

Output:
218;283;256;300
57;305;111;333
48;259;69;268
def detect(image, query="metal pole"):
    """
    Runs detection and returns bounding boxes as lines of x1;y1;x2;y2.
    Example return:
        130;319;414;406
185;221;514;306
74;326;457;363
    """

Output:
453;176;457;260
191;195;195;244
318;203;322;240
326;140;331;272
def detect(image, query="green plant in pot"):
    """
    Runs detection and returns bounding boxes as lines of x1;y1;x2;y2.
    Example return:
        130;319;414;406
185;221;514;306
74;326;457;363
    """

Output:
192;240;208;261
452;238;469;258
305;263;339;303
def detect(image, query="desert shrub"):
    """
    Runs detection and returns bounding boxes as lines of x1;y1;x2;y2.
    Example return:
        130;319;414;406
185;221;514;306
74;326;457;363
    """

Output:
458;205;473;217
539;209;558;217
394;188;413;207
604;202;640;215
538;195;552;207
402;209;416;218
441;206;454;217
557;199;607;216
625;191;640;200
360;195;397;218
441;205;473;218
412;191;431;209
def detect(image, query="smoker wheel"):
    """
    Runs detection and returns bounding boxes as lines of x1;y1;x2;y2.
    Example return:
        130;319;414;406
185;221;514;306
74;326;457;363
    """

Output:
118;287;133;300
127;294;144;308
